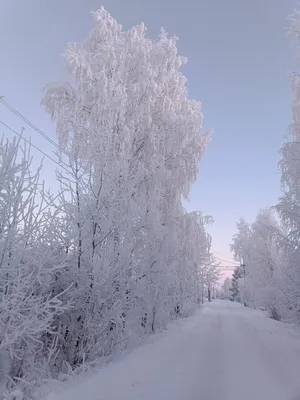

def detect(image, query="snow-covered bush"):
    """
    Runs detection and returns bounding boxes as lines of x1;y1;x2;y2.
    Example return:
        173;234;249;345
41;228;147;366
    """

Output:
0;135;70;394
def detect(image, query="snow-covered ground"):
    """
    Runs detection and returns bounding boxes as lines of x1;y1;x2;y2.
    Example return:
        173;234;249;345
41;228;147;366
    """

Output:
46;301;300;400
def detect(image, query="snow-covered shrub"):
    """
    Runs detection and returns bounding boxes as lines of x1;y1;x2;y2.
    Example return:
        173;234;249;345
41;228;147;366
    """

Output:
0;136;69;392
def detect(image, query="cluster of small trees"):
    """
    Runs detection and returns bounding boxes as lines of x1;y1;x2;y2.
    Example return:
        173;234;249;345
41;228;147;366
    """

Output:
230;210;283;317
229;9;300;323
0;8;214;395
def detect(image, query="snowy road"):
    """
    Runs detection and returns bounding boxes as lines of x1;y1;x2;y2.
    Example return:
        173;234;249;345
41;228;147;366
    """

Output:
48;301;300;400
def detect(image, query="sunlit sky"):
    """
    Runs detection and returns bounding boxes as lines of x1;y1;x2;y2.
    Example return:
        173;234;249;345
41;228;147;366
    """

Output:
0;0;297;277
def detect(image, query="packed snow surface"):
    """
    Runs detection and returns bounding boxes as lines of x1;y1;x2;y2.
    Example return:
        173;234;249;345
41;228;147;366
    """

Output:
47;301;300;400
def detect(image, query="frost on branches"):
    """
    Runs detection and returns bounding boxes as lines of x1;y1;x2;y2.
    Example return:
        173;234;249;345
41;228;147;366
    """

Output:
0;8;213;396
0;136;70;395
230;210;284;319
228;8;300;325
40;6;211;366
275;9;300;324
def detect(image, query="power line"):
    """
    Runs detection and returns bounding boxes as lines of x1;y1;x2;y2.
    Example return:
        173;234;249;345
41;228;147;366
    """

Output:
212;249;236;262
0;120;70;174
0;97;89;175
213;255;239;265
212;250;239;265
217;265;235;271
0;97;60;151
213;249;232;258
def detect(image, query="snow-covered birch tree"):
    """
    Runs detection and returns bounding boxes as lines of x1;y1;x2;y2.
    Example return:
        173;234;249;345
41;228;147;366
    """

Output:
41;6;212;365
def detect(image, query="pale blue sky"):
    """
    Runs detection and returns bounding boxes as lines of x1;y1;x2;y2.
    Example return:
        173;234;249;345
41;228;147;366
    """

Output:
0;0;297;266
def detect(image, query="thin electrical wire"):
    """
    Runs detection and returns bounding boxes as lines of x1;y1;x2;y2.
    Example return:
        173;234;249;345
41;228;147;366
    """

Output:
213;255;239;266
212;249;237;262
0;97;92;174
0;97;60;150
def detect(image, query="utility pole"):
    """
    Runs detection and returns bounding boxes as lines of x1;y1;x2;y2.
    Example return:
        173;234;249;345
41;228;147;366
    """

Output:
241;263;246;307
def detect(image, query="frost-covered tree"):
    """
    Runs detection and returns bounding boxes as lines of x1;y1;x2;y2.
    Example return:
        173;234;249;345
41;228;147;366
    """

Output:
231;209;284;317
40;6;212;372
181;212;214;307
221;278;231;300
275;8;300;323
203;263;220;302
229;8;300;324
229;266;243;302
230;219;251;304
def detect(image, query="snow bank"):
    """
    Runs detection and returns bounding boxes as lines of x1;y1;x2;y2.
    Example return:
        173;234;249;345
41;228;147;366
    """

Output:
43;301;300;400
